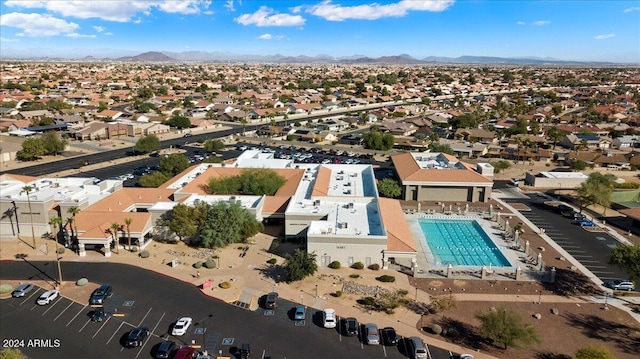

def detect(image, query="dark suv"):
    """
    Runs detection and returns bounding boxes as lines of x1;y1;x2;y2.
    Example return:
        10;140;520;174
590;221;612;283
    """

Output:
124;326;150;348
344;317;359;336
265;292;279;309
90;284;112;305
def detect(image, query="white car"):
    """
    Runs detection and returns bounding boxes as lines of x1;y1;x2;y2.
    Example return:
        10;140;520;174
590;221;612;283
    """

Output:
323;309;337;329
460;355;475;359
171;317;193;336
37;290;59;305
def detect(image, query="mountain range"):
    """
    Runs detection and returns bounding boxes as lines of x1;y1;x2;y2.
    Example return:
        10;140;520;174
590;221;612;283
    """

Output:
12;50;619;65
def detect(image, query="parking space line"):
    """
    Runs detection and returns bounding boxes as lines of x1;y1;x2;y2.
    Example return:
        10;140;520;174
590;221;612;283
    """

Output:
54;301;74;321
106;320;126;345
67;304;88;327
20;288;42;306
79;319;91;332
137;307;152;327
381;342;387;357
136;312;165;358
42;297;62;315
92;316;112;338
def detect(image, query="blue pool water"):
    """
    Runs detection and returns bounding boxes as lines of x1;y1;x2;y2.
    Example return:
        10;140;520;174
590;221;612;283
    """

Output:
419;219;511;267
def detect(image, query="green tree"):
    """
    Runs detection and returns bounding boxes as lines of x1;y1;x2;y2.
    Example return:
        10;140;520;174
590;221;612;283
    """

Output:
575;345;615;359
570;159;587;171
168;203;203;240
40;132;67;156
67;206;80;242
206;168;286;196
283;249;318;282
428;142;455;155
16;137;46;161
609;244;640;282
109;222;121;254
477;307;540;350
135;134;160;154
197;201;263;248
124;217;133;251
165;115;191;129
493;160;511;174
546;128;566;149
138;171;169;187
203;139;224;153
160;154;190;176
363;130;395;151
377;178;402;198
20;185;36;248
576;172;616;214
450;114;478;129
0;348;29;359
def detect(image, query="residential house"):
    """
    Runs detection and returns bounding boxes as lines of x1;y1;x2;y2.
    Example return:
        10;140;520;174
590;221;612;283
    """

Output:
560;133;611;150
454;128;497;144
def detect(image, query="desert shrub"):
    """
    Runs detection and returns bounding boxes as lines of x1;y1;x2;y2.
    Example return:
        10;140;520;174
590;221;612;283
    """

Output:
368;263;380;270
333;290;343;297
349;274;360;278
56;247;65;254
0;284;14;294
363;296;376;306
267;258;277;265
193;261;203;269
351;262;364;270
76;278;88;286
446;328;459;337
431;324;443;335
328;261;341;269
131;246;138;252
139;250;150;258
219;281;231;289
397;289;409;296
204;258;216;269
376;275;396;283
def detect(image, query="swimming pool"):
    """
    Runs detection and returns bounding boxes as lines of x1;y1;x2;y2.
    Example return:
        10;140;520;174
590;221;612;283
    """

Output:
419;218;511;267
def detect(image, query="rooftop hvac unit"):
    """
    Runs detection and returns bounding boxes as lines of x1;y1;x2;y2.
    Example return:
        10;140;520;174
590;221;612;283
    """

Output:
314;199;320;206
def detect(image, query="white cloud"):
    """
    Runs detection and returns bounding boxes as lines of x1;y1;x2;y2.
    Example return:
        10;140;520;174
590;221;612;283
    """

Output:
594;33;615;40
307;0;454;21
257;33;284;40
104;32;113;36
225;0;236;12
623;6;640;13
66;33;96;38
0;37;19;42
516;21;526;25
235;6;305;27
5;0;211;22
0;12;79;36
93;26;106;32
531;20;550;26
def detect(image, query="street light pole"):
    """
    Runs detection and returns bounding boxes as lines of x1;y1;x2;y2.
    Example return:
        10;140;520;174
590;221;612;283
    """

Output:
315;285;318;298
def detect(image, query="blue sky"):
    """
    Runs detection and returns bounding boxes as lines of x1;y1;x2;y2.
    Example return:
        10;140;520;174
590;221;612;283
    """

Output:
1;0;638;63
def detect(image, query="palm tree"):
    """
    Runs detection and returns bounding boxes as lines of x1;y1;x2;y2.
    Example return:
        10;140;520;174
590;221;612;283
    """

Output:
48;216;64;286
240;118;247;136
110;222;121;254
2;207;17;236
65;217;74;246
124;218;133;252
20;185;36;248
67;206;80;243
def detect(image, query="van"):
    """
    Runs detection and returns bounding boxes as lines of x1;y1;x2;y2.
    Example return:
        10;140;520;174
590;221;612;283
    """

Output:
90;284;113;305
408;336;428;359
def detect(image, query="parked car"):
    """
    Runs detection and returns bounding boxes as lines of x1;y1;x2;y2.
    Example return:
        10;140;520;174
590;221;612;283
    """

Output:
459;355;475;359
89;284;112;305
239;343;251;359
171;317;193;336
154;340;177;359
124;326;150;348
364;323;380;345
408;336;429;359
183;133;193;138
605;279;635;291
344;317;359;336
173;346;195;359
577;220;596;227
36;289;59;305
323;308;337;329
381;327;399;345
265;292;279;309
90;308;107;322
11;283;35;298
294;305;306;320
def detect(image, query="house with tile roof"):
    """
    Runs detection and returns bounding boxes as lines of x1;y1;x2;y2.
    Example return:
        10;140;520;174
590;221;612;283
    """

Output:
391;152;493;203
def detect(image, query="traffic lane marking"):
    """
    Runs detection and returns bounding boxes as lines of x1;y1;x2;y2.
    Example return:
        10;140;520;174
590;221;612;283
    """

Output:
20;287;42;306
42;296;63;315
92;316;112;338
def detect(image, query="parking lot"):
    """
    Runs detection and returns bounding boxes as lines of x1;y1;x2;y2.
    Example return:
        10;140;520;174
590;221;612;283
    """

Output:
1;261;455;359
505;192;631;284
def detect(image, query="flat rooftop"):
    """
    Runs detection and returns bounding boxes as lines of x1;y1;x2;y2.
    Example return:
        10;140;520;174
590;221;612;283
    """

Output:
539;172;589;179
411;152;466;170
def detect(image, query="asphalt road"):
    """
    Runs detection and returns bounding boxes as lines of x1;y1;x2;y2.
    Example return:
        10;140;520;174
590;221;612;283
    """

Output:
0;261;455;359
504;192;631;284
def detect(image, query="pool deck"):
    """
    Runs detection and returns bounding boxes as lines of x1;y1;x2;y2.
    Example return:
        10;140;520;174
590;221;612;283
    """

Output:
407;213;534;280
